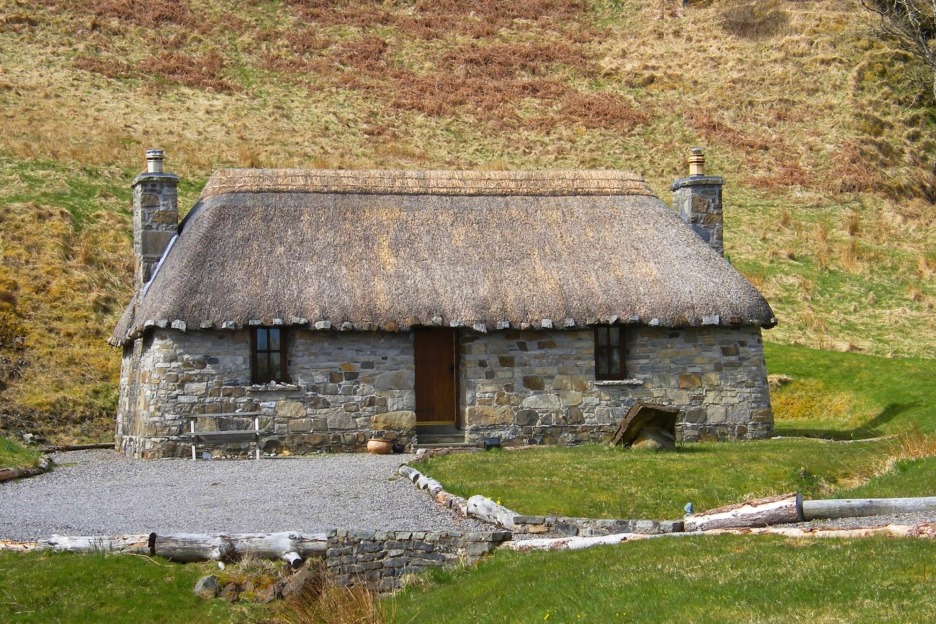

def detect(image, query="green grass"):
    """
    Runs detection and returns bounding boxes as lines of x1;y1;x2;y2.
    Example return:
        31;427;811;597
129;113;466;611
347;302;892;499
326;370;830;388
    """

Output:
766;343;936;438
415;440;889;519
0;436;40;470
0;551;260;623
390;536;936;624
413;344;936;518
842;457;936;499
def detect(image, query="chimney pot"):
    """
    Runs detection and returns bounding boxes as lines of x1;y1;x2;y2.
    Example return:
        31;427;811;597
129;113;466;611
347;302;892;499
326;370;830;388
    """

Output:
145;149;165;174
688;147;705;177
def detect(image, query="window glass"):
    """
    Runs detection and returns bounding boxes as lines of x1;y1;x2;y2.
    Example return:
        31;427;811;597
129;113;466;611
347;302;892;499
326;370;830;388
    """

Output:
269;328;280;351
256;357;269;383
594;326;626;380
252;327;287;384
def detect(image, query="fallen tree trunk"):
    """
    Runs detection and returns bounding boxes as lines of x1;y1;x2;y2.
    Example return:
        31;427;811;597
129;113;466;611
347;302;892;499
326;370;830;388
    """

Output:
684;493;803;532
503;522;936;552
0;456;52;483
150;532;328;564
504;531;695;552
40;443;114;453
0;532;328;565
0;534;151;554
802;497;936;520
706;523;936;539
467;495;519;529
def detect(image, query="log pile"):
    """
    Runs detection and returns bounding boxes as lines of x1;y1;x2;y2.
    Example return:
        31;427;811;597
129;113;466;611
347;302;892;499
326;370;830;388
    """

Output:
0;532;327;567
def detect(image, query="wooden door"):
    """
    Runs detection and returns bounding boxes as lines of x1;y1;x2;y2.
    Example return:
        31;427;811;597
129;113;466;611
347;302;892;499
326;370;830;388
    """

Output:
414;328;459;427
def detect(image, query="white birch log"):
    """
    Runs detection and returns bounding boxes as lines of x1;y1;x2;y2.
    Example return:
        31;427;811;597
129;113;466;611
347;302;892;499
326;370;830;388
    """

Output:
503;532;694;552
705;523;935;539
151;532;328;563
502;522;936;552
281;551;304;568
398;465;420;483
0;532;327;564
467;495;518;529
684;493;803;532
0;534;152;554
802;497;936;520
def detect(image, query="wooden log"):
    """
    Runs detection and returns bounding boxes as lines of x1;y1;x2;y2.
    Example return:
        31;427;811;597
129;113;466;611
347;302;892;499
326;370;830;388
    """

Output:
467;495;518;529
503;532;694;552
398;465;420;483
684;493;803;532
0;534;152;555
0;532;328;563
0;456;51;483
39;443;114;452
0;466;44;483
705;523;935;539
150;532;328;563
802;497;936;520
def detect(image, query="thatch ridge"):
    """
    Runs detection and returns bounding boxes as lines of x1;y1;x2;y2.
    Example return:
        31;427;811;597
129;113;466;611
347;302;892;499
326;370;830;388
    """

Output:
112;169;776;345
201;169;654;199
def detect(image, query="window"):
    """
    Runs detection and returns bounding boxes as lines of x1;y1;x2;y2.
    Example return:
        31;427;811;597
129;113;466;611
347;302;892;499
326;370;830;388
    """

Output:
251;327;288;384
594;326;626;380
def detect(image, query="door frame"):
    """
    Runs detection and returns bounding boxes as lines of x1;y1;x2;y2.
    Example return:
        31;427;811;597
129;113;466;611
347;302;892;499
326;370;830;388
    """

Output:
413;328;461;429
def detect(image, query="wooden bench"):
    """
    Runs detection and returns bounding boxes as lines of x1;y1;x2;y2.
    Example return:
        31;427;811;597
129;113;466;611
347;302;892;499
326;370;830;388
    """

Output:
181;413;263;460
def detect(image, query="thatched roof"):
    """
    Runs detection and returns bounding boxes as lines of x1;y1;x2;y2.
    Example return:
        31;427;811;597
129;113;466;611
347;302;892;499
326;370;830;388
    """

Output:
111;169;775;345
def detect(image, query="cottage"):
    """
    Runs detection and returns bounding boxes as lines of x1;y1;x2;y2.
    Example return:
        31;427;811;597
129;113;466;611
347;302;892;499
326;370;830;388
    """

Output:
111;149;776;459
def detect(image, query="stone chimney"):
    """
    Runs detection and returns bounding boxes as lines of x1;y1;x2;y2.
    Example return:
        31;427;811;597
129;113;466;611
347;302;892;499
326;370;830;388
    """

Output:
132;149;178;291
672;147;724;256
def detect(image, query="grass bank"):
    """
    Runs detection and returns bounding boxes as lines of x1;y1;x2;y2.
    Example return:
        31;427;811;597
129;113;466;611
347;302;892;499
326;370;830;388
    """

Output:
390;535;936;624
0;551;260;624
0;436;40;470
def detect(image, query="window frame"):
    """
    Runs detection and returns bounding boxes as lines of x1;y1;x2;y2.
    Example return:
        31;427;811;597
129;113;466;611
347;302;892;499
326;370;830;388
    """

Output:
593;325;627;381
250;326;288;384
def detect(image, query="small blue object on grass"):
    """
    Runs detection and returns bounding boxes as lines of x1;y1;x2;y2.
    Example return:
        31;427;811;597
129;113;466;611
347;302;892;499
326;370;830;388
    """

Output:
684;502;694;516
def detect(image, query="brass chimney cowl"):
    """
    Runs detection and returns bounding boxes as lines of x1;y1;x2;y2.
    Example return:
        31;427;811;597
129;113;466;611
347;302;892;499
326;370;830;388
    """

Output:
145;149;165;174
688;147;705;176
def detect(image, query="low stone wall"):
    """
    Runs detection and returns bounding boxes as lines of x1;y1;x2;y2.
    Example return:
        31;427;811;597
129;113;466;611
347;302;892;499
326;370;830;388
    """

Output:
325;529;510;591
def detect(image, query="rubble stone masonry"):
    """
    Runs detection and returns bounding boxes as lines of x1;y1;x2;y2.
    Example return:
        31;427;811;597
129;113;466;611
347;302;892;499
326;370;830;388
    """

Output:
117;325;772;458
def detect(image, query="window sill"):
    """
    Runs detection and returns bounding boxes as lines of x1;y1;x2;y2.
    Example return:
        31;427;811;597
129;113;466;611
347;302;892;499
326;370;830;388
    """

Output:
594;379;644;386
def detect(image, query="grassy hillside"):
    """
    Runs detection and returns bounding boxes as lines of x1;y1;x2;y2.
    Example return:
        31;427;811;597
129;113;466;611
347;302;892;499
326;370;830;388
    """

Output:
0;0;933;443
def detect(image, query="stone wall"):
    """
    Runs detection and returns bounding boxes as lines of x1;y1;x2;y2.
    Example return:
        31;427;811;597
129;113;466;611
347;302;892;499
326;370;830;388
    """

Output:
117;324;772;458
116;328;417;458
325;529;509;592
461;325;772;446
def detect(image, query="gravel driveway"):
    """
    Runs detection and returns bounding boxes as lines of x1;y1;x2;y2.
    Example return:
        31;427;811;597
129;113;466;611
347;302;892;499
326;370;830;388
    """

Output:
0;450;486;541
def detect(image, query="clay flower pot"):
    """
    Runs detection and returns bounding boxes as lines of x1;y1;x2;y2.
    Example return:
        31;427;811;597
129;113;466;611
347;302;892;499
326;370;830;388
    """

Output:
367;439;392;455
